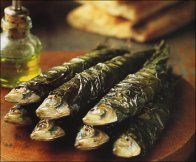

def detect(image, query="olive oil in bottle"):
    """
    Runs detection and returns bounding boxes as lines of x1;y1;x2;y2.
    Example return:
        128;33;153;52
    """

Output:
0;0;42;88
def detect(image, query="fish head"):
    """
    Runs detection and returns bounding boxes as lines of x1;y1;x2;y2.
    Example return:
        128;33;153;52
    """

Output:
4;105;32;126
75;125;109;150
30;119;65;141
113;134;141;158
5;87;40;104
83;104;117;126
36;95;70;120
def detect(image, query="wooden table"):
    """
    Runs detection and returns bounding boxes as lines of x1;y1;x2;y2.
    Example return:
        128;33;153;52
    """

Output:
1;51;195;161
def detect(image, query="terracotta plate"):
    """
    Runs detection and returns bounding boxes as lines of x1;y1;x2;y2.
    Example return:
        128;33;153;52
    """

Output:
1;51;195;161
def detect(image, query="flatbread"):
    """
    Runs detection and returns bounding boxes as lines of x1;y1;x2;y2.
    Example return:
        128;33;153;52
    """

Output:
131;2;195;42
67;5;133;39
67;2;195;42
77;0;178;23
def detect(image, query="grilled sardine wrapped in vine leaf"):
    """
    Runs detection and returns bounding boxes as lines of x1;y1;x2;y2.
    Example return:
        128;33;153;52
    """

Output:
5;47;128;104
83;42;169;126
113;80;175;158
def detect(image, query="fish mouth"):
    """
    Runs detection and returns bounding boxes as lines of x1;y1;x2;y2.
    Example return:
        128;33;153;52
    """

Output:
30;119;65;141
75;125;109;150
3;106;32;126
36;95;70;120
5;87;40;104
113;134;141;158
83;104;117;126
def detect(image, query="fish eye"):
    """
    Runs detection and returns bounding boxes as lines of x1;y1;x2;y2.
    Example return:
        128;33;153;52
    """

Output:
90;108;95;112
85;127;89;131
10;108;16;112
37;123;47;129
10;108;19;113
40;123;47;128
37;120;50;129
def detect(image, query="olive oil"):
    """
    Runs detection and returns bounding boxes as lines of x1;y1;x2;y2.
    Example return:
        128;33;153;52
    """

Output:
1;54;41;88
0;0;42;88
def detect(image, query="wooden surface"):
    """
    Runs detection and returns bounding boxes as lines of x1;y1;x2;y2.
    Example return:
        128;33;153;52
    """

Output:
1;51;195;161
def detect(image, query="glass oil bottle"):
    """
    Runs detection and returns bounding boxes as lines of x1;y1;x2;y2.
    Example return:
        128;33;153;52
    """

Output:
0;0;42;88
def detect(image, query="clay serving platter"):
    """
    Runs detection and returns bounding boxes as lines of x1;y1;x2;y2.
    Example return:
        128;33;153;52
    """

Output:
1;51;195;161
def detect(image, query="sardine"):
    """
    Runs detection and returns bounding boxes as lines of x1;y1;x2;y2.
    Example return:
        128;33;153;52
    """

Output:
83;42;169;126
112;79;174;158
5;47;128;104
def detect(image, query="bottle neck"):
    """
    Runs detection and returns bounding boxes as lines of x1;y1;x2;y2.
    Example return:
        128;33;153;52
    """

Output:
1;15;32;39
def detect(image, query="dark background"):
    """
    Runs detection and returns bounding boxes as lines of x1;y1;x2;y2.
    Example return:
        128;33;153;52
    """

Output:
1;1;195;51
